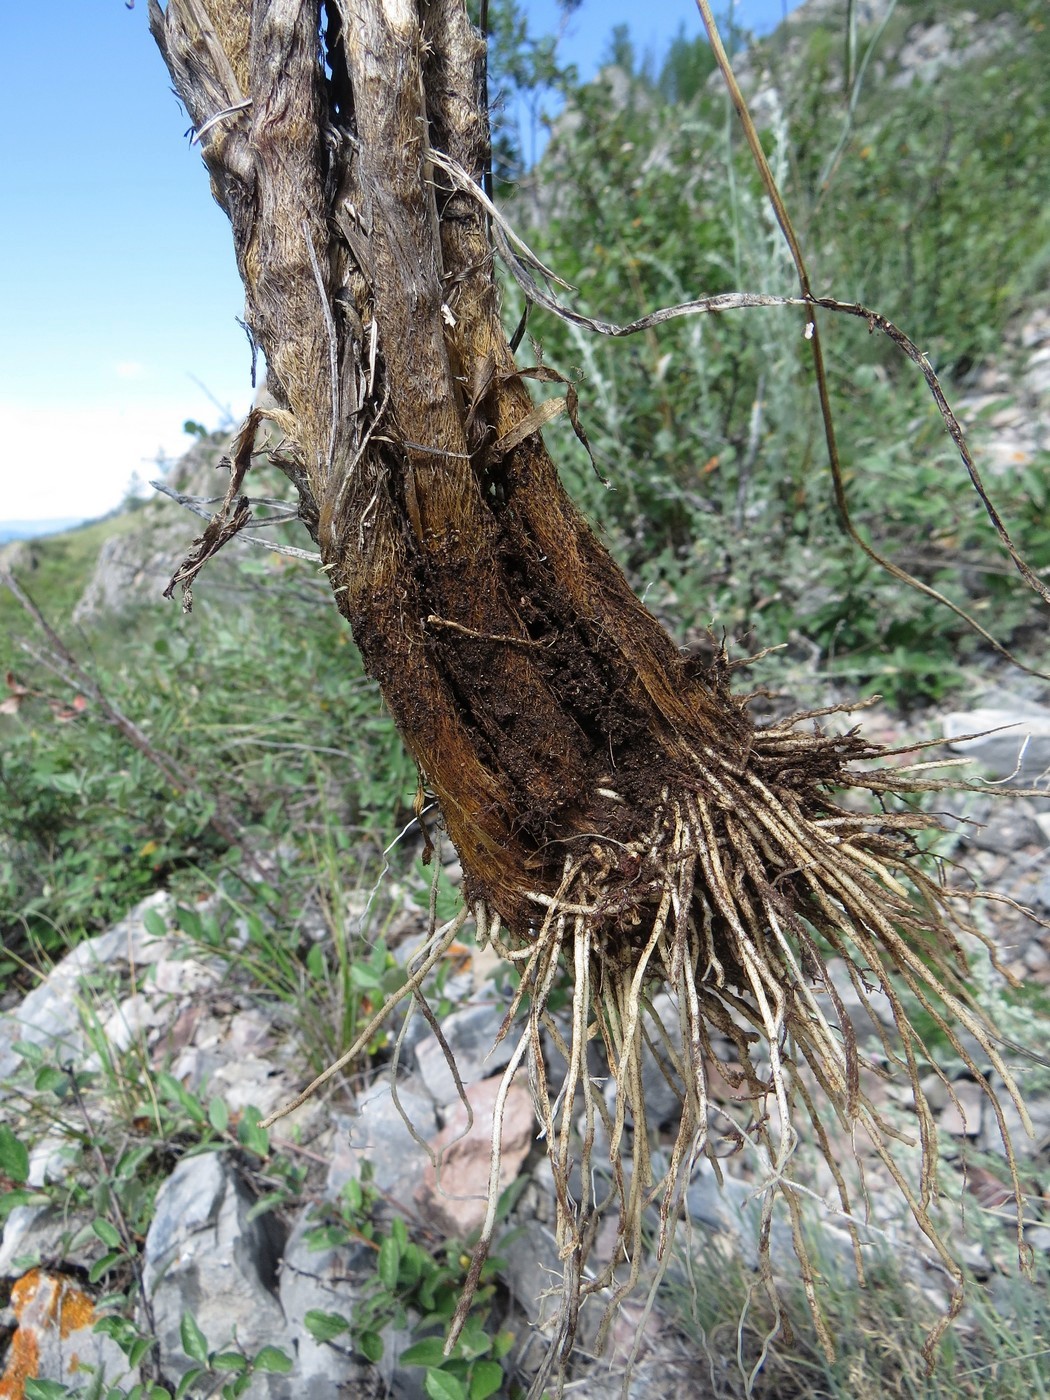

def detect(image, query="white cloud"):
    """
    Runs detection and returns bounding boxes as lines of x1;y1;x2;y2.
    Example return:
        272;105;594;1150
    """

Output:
0;393;251;522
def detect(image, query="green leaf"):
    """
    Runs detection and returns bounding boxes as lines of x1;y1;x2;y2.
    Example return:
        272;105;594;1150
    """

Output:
390;1214;408;1250
399;1337;448;1368
208;1097;229;1133
88;1249;126;1284
495;1172;529;1221
425;1368;468;1400
469;1361;505;1399
491;1329;515;1360
1;1187;48;1224
92;1315;133;1348
46;772;81;795
457;1316;491;1360
377;1233;401;1292
304;1310;351;1343
175;1367;206;1400
143;907;168;937
93;1291;131;1314
246;1191;286;1224
236;1106;270;1158
303;1223;348;1251
180;1311;210;1365
91;1217;122;1249
129;1336;154;1369
349;964;382;990
341;1175;364;1215
356;1330;384;1364
0;1125;29;1184
34;1064;67;1096
25;1382;73;1399
211;1352;248;1373
252;1346;293;1374
398;1242;425;1289
115;1144;155;1180
175;907;202;939
156;1072;207;1124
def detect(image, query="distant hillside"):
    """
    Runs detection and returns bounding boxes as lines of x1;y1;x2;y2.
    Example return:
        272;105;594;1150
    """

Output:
0;518;86;544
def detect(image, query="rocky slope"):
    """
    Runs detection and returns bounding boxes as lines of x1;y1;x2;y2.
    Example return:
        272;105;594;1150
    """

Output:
3;2;1049;1395
2;757;1049;1396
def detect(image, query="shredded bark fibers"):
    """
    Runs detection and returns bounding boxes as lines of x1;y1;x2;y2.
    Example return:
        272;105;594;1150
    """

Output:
149;2;1037;1393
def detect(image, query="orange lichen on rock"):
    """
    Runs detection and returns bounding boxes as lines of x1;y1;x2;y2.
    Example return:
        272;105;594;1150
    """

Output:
56;1278;95;1340
0;1269;102;1398
0;1271;44;1400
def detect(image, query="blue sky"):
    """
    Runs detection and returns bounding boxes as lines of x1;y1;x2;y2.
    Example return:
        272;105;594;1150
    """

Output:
0;1;800;523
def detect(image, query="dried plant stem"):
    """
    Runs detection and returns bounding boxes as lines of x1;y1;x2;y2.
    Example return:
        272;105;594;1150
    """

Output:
146;2;1046;1391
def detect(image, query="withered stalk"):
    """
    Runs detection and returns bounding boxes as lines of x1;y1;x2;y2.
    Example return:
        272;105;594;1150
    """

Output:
149;3;1034;1391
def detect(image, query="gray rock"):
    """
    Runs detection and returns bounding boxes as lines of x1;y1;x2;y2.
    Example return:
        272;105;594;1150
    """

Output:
785;0;893;24
94;991;168;1058
1031;876;1050;915
327;1079;437;1211
684;1161;795;1271
978;1084;1036;1157
942;707;1050;793
205;1054;294;1118
168;1045;228;1096
638;994;687;1126
496;1217;562;1328
918;1072;950;1114
0;891;175;1081
226;1007;278;1057
152;955;226;996
0;1203;92;1275
938;1079;984;1138
143;1153;292;1397
1026;1094;1050;1149
385;1325;429;1400
64;892;175;969
1023;938;1050;974
27;1134;78;1188
413;1000;514;1106
963;804;1045;855
72;436;275;624
0;964;86;1082
891;13;1018;90
820;957;896;1044
278;1212;383;1397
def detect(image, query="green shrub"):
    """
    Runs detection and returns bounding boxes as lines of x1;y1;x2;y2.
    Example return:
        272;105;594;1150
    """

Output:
510;0;1049;703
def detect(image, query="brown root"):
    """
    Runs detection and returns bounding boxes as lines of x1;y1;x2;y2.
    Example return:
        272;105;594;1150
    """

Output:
441;720;1035;1395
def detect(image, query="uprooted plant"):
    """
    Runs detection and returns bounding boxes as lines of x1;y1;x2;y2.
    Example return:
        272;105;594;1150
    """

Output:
146;0;1048;1393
